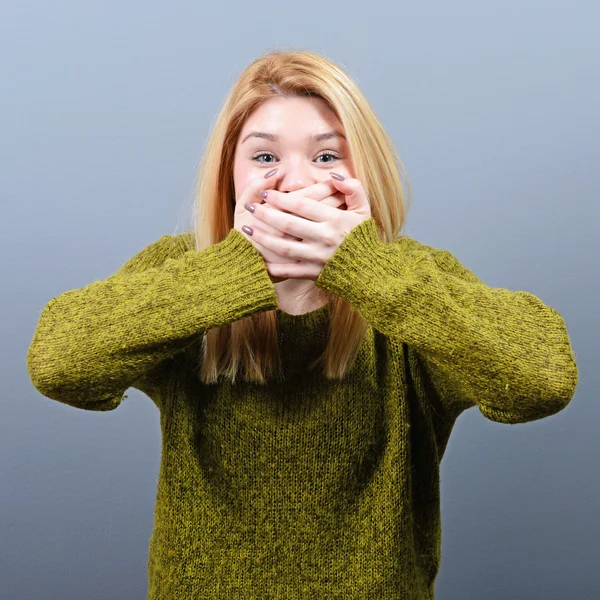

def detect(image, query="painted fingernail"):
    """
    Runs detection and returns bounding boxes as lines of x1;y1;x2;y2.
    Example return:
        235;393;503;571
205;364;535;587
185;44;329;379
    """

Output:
330;172;345;181
244;202;255;213
264;168;279;178
258;190;268;199
242;225;253;236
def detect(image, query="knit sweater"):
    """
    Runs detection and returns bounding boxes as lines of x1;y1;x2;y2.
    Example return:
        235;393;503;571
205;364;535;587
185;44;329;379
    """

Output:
26;217;579;599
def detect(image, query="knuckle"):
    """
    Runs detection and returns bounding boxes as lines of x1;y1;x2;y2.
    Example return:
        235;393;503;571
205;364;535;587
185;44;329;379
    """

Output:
282;216;294;231
323;228;337;247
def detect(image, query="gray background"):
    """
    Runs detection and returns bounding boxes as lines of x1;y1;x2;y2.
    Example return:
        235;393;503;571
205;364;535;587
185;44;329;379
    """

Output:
3;1;598;598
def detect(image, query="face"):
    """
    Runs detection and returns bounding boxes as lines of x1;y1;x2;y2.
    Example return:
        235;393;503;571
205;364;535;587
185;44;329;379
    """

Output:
232;96;355;201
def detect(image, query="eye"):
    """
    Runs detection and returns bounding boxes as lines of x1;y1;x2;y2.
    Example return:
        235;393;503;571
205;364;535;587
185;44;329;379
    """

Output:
251;151;341;165
252;152;277;164
315;151;340;164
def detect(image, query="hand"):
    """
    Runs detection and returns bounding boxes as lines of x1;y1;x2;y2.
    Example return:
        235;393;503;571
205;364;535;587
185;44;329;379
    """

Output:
240;172;372;282
233;170;290;263
235;172;347;283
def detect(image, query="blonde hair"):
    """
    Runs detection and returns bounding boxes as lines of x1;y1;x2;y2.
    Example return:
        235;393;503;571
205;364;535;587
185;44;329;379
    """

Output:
184;48;412;385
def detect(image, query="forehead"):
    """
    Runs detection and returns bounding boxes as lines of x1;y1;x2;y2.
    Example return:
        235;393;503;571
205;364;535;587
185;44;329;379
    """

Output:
240;96;341;135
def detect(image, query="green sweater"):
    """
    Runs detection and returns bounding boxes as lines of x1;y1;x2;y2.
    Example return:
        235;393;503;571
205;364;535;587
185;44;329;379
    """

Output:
26;217;578;599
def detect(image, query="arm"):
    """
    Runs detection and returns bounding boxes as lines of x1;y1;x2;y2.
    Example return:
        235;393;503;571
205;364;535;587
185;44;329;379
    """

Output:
315;218;579;424
26;229;278;411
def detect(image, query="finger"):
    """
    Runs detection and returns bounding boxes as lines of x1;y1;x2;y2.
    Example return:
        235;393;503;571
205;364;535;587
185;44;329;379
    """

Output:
327;174;368;210
275;187;342;216
249;210;302;241
296;178;338;201
236;170;280;209
263;188;342;225
249;225;314;262
320;191;346;208
266;260;320;282
253;216;301;242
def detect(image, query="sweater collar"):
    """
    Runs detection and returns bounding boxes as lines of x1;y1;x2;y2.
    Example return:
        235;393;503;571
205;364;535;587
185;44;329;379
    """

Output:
276;303;330;377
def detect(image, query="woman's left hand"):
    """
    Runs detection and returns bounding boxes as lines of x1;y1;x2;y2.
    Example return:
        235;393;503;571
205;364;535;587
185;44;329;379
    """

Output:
242;172;372;281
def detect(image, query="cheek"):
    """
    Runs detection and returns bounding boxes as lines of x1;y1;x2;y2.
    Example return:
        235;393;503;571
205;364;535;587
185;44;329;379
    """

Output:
232;161;254;199
343;157;357;179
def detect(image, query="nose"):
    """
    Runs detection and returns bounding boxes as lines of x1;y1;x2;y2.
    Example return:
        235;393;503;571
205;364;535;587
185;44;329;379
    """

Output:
276;159;318;193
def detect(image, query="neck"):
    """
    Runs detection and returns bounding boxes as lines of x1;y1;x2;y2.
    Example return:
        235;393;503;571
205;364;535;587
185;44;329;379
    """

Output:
274;280;328;315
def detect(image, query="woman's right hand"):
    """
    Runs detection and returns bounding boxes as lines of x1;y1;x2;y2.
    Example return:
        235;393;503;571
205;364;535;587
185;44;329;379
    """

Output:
233;171;294;271
233;172;346;283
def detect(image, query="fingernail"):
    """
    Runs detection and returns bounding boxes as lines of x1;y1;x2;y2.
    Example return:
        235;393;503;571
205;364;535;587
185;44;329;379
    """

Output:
258;190;268;199
264;168;278;178
244;202;255;213
242;225;253;236
330;172;345;181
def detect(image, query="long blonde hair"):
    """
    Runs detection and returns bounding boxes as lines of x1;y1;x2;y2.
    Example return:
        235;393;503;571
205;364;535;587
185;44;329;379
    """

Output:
182;48;412;385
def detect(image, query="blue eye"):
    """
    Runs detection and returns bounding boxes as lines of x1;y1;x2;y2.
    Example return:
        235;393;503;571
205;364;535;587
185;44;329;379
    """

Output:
315;152;340;163
252;153;277;164
251;151;340;164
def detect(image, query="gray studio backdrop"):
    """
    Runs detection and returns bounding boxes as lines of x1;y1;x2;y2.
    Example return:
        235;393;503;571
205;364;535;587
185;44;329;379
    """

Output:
3;1;598;599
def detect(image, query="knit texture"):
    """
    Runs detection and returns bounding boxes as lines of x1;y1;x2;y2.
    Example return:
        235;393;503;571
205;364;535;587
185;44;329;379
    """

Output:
26;217;579;599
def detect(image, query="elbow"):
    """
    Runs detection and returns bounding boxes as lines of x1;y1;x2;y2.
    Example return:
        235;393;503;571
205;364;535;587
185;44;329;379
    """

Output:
479;394;571;424
542;304;580;407
533;333;580;419
27;328;87;399
27;342;124;411
27;338;60;397
495;314;580;424
478;372;578;425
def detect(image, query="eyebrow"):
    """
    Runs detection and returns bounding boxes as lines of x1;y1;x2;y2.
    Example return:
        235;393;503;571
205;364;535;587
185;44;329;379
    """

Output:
240;130;346;145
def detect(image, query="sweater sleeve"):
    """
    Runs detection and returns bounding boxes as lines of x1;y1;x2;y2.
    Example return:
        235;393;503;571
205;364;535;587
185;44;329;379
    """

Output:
26;229;278;411
315;217;579;424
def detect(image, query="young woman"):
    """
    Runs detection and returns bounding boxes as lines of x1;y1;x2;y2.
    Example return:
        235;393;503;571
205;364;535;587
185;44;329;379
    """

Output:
27;49;579;599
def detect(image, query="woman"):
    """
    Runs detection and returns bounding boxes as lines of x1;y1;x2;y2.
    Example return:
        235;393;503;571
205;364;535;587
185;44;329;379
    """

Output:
26;49;579;599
